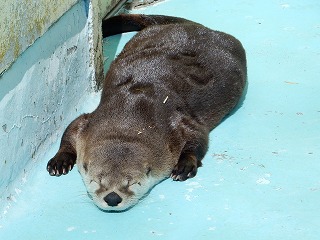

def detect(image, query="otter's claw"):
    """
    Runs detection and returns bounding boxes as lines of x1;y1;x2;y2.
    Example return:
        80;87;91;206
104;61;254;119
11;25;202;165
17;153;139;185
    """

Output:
171;154;198;181
47;152;76;177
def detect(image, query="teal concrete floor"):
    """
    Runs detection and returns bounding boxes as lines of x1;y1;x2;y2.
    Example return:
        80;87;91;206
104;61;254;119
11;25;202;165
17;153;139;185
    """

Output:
1;0;320;239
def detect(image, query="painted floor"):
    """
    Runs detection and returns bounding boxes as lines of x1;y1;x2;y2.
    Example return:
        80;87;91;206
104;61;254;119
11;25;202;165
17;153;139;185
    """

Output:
1;0;320;239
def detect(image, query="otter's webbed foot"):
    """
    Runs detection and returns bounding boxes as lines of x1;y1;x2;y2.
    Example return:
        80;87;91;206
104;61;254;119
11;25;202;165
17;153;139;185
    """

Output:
47;152;76;176
171;153;200;181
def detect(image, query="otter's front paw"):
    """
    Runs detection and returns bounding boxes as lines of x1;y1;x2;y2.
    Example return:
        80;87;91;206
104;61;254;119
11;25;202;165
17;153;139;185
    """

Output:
47;152;76;176
171;154;198;181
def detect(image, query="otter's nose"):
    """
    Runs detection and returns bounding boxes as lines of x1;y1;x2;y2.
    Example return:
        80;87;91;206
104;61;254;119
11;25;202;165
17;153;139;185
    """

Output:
104;192;122;207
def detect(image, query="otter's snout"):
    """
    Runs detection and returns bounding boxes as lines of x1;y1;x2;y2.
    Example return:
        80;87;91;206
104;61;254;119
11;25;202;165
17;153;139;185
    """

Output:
104;192;122;207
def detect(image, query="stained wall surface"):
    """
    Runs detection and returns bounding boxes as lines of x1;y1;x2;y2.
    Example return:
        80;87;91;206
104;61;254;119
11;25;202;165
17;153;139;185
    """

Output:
0;0;78;75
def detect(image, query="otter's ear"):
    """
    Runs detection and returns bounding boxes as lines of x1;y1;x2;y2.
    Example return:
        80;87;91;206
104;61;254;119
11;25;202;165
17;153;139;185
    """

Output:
76;113;90;135
62;113;90;147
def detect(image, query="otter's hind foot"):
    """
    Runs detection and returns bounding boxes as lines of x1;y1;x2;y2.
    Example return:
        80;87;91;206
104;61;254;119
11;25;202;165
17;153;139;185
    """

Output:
171;153;200;181
47;152;76;176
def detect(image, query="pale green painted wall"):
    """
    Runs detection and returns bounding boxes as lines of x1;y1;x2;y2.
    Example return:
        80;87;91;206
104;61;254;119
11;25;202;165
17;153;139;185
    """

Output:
0;0;78;75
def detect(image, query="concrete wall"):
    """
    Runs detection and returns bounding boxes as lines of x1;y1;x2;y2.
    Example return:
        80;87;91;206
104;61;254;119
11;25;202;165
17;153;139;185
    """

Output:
0;0;123;99
0;0;121;216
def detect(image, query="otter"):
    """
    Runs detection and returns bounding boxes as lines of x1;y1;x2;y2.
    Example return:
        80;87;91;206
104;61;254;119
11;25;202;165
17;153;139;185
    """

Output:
47;14;247;211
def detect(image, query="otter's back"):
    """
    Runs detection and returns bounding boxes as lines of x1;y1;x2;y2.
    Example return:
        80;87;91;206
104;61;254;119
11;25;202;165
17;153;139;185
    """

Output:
101;23;246;129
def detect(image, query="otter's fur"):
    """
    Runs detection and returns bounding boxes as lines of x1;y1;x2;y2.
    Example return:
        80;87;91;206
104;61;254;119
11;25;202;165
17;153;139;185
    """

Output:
47;14;247;211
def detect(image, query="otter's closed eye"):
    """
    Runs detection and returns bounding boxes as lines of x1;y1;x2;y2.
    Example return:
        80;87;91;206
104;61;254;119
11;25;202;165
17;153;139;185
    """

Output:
127;181;141;187
146;167;151;176
83;163;88;172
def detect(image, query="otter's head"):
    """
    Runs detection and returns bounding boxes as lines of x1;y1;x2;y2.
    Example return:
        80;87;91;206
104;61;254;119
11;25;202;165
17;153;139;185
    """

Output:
77;140;174;211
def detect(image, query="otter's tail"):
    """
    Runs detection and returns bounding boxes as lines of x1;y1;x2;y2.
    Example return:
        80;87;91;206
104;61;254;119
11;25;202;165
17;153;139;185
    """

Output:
102;14;192;38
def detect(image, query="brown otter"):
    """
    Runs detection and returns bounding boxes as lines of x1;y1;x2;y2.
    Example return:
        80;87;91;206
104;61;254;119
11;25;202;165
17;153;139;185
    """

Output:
47;14;247;211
